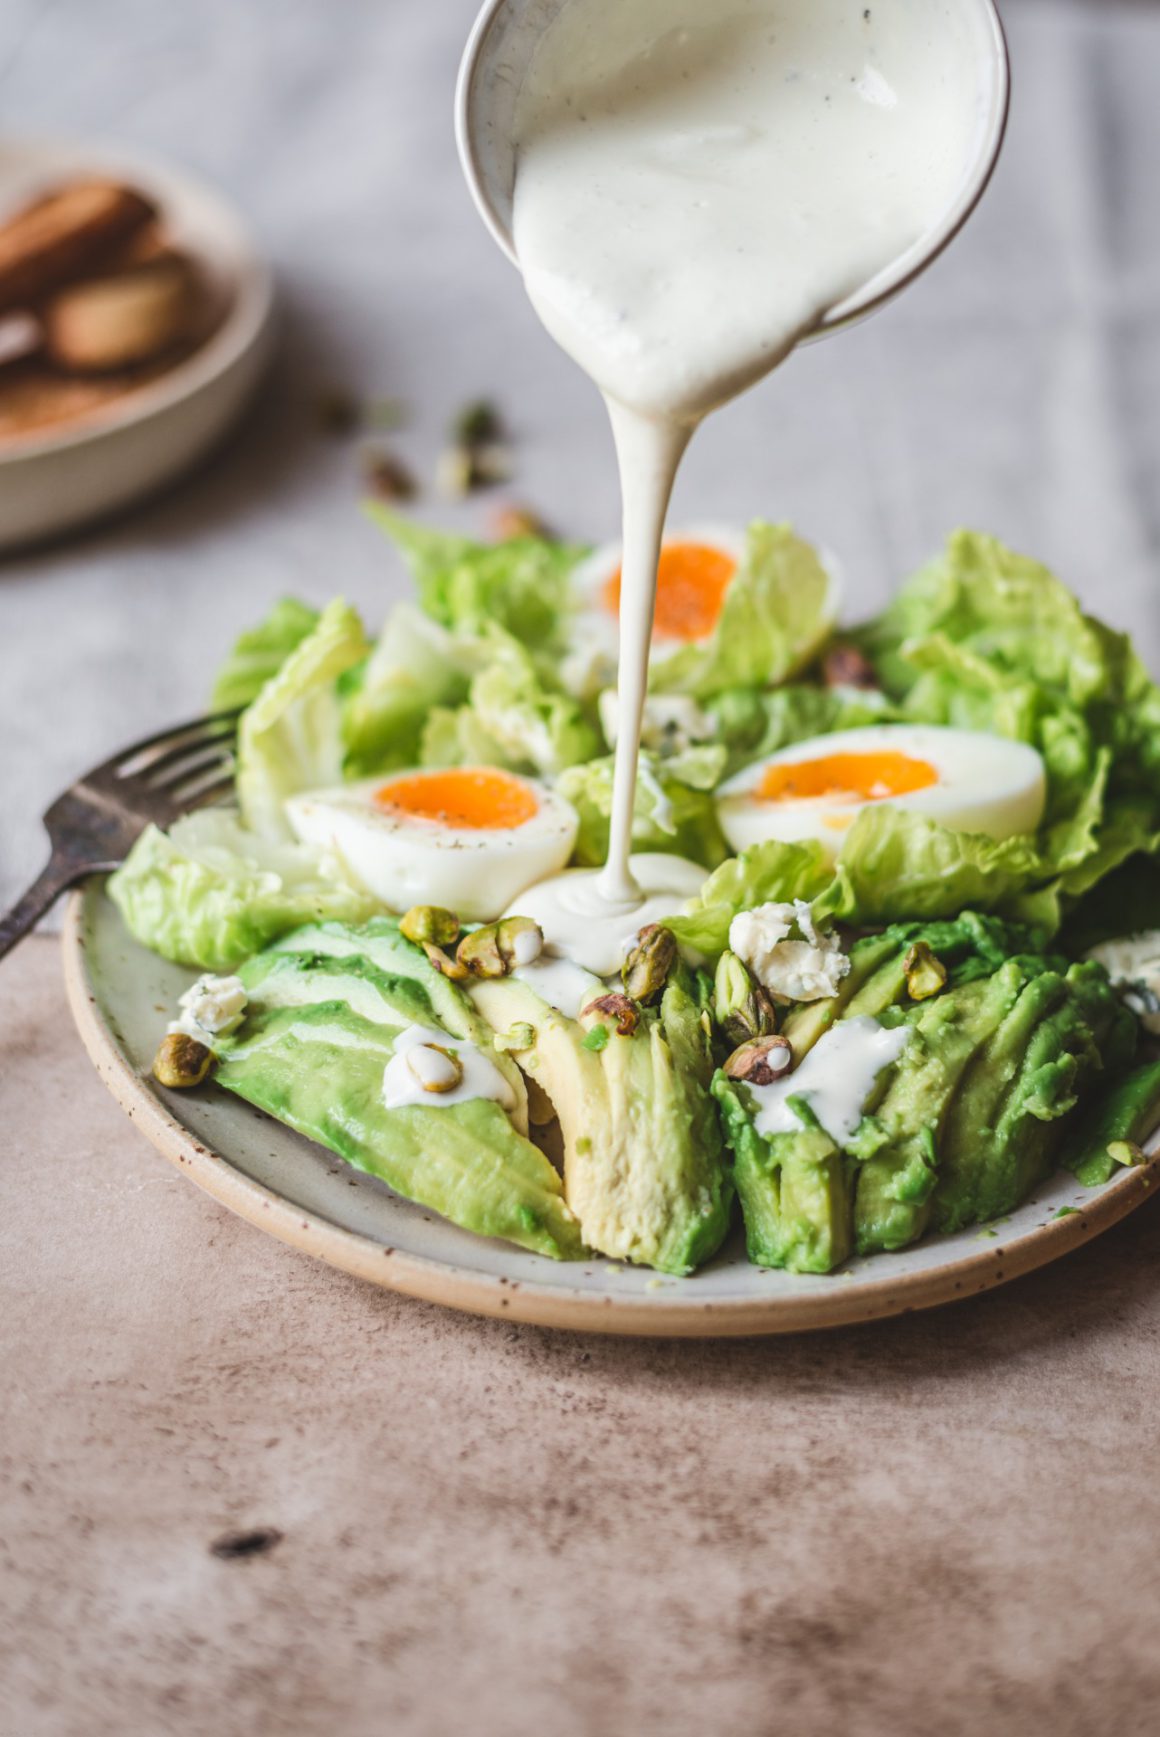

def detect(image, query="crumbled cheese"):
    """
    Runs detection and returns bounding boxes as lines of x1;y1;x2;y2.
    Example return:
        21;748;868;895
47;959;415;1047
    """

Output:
729;900;850;1003
599;690;714;756
169;974;248;1042
1087;932;1160;1035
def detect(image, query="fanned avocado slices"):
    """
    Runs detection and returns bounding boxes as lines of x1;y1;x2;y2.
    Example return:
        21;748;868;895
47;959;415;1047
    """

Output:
712;914;1139;1272
854;969;1029;1253
933;961;1136;1231
712;1086;851;1274
214;922;584;1261
719;916;1021;1271
468;970;731;1276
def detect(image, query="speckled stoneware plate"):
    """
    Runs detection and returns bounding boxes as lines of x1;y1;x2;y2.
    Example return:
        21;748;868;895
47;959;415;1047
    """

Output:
64;882;1160;1337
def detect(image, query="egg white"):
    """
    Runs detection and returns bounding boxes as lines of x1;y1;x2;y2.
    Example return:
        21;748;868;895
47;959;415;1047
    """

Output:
717;724;1047;861
285;772;580;922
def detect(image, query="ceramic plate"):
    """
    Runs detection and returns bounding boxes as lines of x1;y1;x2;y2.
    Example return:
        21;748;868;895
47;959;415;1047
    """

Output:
64;881;1160;1337
0;138;275;549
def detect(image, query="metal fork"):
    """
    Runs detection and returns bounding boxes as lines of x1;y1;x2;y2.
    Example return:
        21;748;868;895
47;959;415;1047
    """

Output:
0;710;240;964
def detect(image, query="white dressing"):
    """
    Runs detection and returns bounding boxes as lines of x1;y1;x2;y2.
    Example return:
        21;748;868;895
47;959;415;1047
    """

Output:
381;1024;518;1114
747;1015;911;1144
509;0;984;921
506;852;707;978
513;955;605;1020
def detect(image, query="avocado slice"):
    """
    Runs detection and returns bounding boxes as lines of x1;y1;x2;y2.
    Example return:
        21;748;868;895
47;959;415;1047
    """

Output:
269;917;484;1037
713;1076;852;1273
928;960;1126;1233
779;931;901;1059
469;972;731;1275
214;927;583;1260
969;962;1135;1224
854;966;1030;1252
1062;1057;1160;1186
722;917;1028;1270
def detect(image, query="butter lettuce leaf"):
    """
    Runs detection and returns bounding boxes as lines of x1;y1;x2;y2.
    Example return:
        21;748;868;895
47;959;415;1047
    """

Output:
855;531;1160;908
341;603;477;778
812;809;1061;932
236;599;369;839
371;507;584;649
666;838;832;956
558;747;730;870
650;523;839;698
210;598;321;713
108;810;376;972
418;629;599;778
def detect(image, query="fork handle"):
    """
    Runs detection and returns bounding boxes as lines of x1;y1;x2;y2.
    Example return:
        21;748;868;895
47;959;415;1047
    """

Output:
0;860;82;964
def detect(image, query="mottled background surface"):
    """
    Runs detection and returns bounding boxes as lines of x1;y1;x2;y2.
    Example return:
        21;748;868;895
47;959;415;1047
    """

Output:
2;2;1160;1732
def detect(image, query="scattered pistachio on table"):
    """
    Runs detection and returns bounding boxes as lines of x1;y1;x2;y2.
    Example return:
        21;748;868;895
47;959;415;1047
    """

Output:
438;398;513;496
315;385;362;437
315;388;409;437
364;447;417;502
490;503;551;541
366;396;409;431
454;399;503;446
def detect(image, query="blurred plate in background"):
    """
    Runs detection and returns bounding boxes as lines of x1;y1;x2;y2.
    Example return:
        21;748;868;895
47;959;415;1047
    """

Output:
0;138;275;550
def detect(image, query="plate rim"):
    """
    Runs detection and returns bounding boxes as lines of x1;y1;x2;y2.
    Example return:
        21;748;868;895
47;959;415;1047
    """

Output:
62;887;1160;1338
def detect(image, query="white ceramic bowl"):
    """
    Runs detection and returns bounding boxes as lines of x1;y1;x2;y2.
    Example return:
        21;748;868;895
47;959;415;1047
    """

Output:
0;138;276;551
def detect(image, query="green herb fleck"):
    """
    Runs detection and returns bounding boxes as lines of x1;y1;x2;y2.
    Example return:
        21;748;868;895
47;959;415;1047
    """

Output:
1054;1206;1079;1219
494;1022;536;1054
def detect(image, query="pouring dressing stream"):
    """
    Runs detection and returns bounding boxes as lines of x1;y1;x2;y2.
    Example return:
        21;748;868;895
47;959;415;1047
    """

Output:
461;0;1006;970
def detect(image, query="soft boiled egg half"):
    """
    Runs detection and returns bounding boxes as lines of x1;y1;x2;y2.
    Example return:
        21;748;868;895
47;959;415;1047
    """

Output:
286;766;579;923
561;524;837;695
717;725;1047;861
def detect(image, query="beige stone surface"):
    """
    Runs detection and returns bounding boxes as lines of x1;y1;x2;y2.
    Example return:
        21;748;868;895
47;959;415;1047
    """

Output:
3;934;1160;1737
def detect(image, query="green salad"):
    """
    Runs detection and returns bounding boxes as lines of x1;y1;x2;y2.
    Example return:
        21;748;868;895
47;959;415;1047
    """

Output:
116;516;1160;1275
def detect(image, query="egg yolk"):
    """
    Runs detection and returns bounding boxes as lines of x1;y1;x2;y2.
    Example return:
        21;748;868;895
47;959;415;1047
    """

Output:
603;542;737;642
758;751;939;805
375;768;539;830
